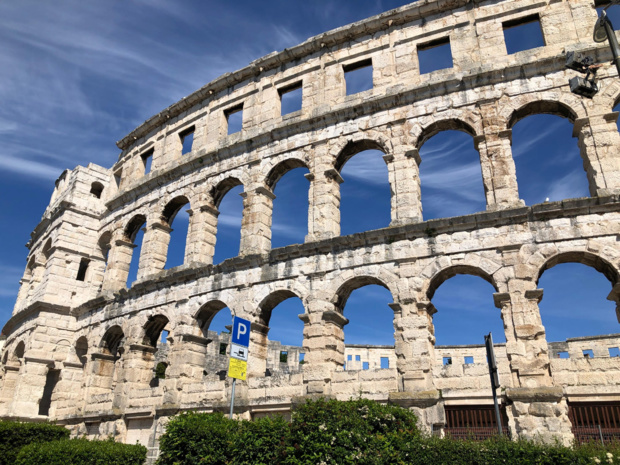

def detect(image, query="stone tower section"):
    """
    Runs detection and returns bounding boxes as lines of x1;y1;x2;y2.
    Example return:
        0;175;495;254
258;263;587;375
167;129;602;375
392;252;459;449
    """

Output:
2;0;620;459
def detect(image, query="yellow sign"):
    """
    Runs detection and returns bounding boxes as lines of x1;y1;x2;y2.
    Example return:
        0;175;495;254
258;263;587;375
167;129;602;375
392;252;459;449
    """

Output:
228;358;247;380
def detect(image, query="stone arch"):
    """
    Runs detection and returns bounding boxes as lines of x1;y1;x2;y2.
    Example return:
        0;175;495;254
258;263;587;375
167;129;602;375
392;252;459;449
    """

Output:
124;214;147;242
265;158;310;190
332;275;395;313
534;250;619;287
426;264;499;301
507;99;579;129
334;138;390;173
194;300;230;337
10;341;25;365
210;177;244;208
97;231;112;262
256;289;305;326
161;195;190;226
598;79;620;110
99;325;124;357
142;315;170;347
414;118;479;150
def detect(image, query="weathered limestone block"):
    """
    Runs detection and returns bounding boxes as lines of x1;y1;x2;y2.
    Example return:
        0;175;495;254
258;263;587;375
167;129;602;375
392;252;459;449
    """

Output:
137;223;172;281
239;186;275;256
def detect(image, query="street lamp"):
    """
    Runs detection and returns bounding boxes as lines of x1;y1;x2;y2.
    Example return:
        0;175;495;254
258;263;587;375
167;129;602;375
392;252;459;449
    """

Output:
567;2;620;98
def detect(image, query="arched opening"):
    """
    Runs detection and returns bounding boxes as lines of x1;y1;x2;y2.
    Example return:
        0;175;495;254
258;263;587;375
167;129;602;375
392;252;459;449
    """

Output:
143;315;170;348
42;239;52;263
334;277;395;370
90;182;104;199
196;301;234;370
266;160;310;248
337;141;391;235
124;214;146;287
212;178;244;264
100;326;124;358
537;253;619;344
428;267;503;348
510;103;589;204
75;336;88;369
418;126;485;220
10;341;25;367
163;196;190;269
257;290;306;372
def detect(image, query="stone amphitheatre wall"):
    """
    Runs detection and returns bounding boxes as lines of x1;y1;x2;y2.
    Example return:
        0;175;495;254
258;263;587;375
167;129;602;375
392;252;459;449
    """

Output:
2;0;620;459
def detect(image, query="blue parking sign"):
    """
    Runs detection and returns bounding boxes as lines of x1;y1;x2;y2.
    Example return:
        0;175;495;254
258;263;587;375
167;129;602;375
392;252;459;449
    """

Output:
231;316;251;347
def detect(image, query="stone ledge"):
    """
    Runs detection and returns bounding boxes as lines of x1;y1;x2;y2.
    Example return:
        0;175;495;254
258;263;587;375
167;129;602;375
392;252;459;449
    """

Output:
505;386;564;403
388;389;441;408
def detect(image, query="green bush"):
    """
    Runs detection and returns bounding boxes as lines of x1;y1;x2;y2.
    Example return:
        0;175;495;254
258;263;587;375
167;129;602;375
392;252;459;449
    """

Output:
157;411;238;465
285;397;420;465
15;438;147;465
230;415;289;465
156;399;620;465
0;420;69;465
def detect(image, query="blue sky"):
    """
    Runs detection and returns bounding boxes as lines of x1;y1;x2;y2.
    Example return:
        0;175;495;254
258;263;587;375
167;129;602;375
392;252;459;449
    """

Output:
0;1;617;351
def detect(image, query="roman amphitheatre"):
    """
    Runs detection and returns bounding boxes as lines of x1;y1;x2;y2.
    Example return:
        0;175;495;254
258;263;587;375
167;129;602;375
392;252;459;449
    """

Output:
2;0;620;461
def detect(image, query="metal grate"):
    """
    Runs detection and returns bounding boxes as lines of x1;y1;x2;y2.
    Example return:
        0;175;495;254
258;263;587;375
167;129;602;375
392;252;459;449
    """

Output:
444;405;509;440
569;402;620;445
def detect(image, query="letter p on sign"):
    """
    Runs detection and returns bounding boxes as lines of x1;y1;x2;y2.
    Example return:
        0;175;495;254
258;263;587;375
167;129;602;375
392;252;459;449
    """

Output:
231;316;251;347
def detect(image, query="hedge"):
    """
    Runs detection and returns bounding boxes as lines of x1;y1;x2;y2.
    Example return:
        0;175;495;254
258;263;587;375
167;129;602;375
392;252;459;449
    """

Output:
157;398;620;465
0;421;69;465
15;438;147;465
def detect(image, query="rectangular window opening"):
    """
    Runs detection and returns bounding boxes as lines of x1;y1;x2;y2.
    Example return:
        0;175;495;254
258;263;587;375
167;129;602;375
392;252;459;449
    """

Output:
180;126;195;155
609;347;620;357
380;357;389;369
418;38;453;74
279;82;303;116
464;356;474;365
141;149;154;174
443;356;452;366
280;351;288;363
344;59;373;96
160;330;169;344
219;343;228;355
557;351;570;359
299;353;305;364
503;15;545;55
362;361;369;370
225;104;244;135
355;355;361;361
583;349;594;359
347;354;352;361
76;258;90;282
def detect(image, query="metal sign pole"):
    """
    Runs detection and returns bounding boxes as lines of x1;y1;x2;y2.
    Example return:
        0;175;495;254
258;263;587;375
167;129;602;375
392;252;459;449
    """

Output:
485;332;503;435
229;378;236;419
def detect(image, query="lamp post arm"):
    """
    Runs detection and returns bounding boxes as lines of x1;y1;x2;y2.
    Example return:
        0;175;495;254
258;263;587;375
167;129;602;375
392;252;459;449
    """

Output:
604;16;620;76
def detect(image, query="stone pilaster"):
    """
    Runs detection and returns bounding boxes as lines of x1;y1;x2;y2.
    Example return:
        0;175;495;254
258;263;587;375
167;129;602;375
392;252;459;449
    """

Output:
184;204;219;265
162;334;211;406
495;289;552;388
607;283;620;323
0;365;20;415
475;131;523;210
102;238;136;291
247;322;270;377
306;146;341;241
10;357;54;417
300;298;348;395
51;362;85;418
83;353;117;415
506;387;573;445
385;150;423;226
574;113;620;196
137;222;172;281
114;344;157;411
239;186;274;256
392;301;437;392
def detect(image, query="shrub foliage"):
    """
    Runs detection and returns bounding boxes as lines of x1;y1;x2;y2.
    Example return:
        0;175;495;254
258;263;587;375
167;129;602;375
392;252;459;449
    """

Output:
0;421;69;465
157;398;620;465
15;438;147;465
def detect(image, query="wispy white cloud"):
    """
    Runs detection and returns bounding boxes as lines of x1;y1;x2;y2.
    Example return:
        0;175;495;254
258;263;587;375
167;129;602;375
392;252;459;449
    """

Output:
341;150;389;185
